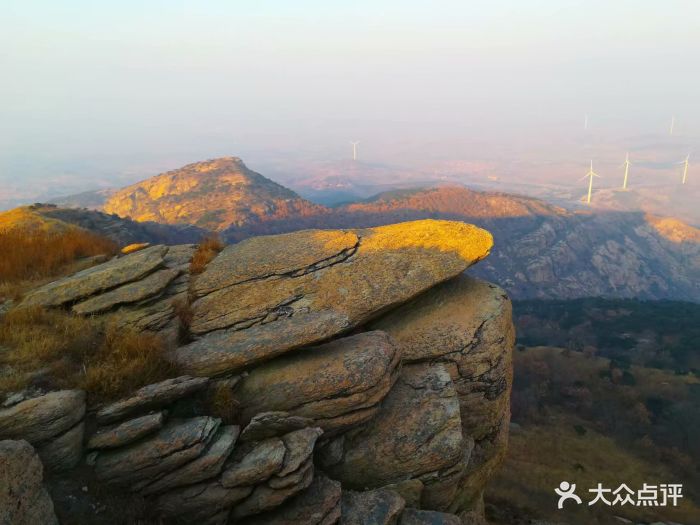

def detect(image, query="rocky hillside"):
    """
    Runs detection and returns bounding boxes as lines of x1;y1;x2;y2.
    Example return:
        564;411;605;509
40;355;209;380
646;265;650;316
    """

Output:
219;185;700;302
0;204;206;246
103;157;326;231
0;220;514;524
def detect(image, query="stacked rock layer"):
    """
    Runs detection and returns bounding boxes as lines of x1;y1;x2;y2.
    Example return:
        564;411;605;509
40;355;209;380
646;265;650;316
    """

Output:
0;220;514;525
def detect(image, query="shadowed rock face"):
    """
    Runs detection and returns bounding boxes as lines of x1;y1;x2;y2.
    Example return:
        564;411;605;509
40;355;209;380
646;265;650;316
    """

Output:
234;331;401;433
324;363;467;505
371;275;514;511
171;219;492;376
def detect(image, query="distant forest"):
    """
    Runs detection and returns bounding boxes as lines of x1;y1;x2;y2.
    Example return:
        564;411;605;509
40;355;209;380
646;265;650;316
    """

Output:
513;298;700;375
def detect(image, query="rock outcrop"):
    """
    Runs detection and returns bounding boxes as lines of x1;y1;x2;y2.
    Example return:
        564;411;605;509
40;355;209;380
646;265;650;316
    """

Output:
2;219;512;524
172;220;492;376
0;440;59;525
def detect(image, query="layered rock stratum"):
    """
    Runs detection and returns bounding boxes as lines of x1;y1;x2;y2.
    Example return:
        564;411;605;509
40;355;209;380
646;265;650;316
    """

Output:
0;219;514;524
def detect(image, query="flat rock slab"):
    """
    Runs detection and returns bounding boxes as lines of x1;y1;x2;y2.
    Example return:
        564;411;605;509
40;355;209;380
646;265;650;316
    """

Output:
96;376;209;424
221;438;286;487
142;425;239;495
341;488;405;525
72;267;179;315
325;363;465;489
399;509;462;525
0;389;85;443
170;311;351;377
0;440;58;525
239;411;315;442
234;331;401;432
173;220;492;376
22;245;168;307
157;480;252;523
88;412;166;450
239;473;341;525
94;416;220;486
371;274;514;441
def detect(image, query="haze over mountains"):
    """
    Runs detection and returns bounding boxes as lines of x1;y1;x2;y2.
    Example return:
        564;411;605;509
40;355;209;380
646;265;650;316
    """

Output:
37;157;700;303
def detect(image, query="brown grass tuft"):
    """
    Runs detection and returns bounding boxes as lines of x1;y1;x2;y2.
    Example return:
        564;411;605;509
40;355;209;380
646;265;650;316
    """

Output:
81;323;177;403
0;227;117;286
206;382;240;424
0;306;102;393
0;307;177;402
190;235;225;275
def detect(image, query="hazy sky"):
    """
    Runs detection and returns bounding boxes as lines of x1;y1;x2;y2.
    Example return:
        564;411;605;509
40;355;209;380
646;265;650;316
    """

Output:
1;1;699;200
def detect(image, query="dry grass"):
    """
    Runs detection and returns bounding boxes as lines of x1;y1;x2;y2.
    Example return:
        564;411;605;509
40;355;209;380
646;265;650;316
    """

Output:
0;306;102;393
190;235;225;274
81;323;176;403
206;382;240;424
0;227;117;284
0;306;177;402
488;418;700;524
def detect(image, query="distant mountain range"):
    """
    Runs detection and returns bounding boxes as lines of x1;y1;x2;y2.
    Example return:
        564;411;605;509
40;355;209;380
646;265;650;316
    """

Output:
37;157;700;302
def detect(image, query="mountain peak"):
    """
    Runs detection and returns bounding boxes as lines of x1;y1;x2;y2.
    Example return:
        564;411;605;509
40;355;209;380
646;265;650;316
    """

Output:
103;157;326;231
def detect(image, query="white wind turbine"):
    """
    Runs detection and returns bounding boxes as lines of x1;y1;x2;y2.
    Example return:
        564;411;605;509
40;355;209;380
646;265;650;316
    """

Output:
580;160;600;204
350;141;360;161
622;153;632;190
680;154;690;184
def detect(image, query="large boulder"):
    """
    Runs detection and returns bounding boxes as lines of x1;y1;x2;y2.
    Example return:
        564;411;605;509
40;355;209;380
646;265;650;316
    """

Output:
0;439;58;525
171;220;492;375
0;390;86;472
324;363;468;511
0;389;85;443
234;331;401;433
371;275;514;512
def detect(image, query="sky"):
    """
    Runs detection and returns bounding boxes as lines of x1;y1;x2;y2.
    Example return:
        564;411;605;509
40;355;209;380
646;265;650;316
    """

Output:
1;0;699;202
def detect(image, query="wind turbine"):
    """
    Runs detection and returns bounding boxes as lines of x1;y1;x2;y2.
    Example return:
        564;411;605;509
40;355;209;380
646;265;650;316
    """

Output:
680;154;690;184
622;153;631;190
350;141;360;161
580;160;600;204
670;116;675;135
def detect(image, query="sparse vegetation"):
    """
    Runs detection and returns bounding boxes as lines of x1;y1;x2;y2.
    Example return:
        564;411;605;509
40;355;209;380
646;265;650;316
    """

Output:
0;227;117;300
190;234;225;274
81;323;176;402
0;306;176;402
490;344;700;524
206;382;240;424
